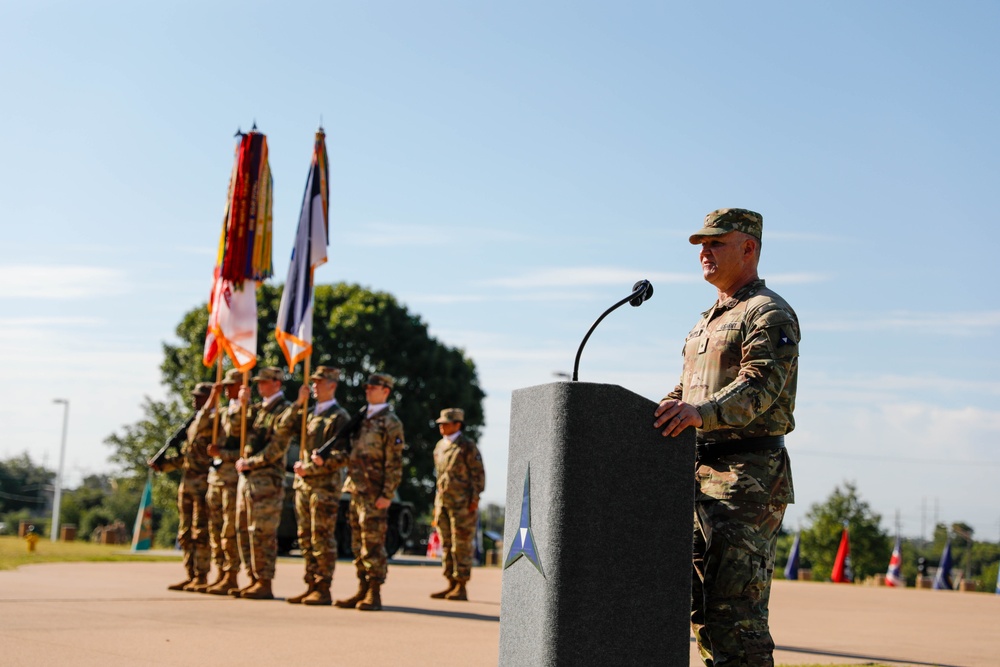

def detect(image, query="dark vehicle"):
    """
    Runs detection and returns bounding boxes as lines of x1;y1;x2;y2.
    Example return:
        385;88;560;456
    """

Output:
277;440;414;557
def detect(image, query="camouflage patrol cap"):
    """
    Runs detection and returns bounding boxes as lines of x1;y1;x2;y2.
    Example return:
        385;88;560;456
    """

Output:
310;366;341;382
435;408;465;424
221;368;243;385
251;366;285;382
689;208;763;244
365;372;395;390
192;382;214;397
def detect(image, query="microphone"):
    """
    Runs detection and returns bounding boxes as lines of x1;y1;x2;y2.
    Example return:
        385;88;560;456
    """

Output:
572;280;654;382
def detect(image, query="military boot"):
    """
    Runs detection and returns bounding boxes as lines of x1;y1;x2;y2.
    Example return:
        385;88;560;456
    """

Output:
241;579;274;600
167;577;193;592
230;577;257;598
206;570;225;590
356;580;382;611
183;574;210;593
335;577;368;608
302;580;332;606
206;571;240;596
287;580;316;604
445;581;468;601
430;578;457;599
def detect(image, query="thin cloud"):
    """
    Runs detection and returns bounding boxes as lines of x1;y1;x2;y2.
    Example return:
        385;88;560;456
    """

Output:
810;310;1000;334
482;267;698;289
407;290;598;304
342;222;526;247
0;265;127;299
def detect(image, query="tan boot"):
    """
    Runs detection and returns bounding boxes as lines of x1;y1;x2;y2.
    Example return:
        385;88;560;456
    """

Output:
445;581;468;601
183;574;210;593
335;577;368;609
206;571;240;596
241;578;274;600
206;570;225;590
167;577;193;592
302;580;332;606
287;580;316;605
230;577;257;598
430;579;457;599
356;580;382;611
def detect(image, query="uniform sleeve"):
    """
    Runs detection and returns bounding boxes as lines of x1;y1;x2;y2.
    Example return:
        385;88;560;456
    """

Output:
467;443;486;499
189;409;217;470
300;410;349;475
244;402;298;470
696;304;799;432
379;420;406;499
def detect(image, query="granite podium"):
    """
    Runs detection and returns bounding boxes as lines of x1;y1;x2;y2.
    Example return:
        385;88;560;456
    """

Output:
499;381;695;666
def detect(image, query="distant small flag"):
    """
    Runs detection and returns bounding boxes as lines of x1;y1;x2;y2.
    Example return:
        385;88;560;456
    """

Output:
784;532;801;580
426;529;442;559
994;561;999;595
886;535;904;587
131;472;154;552
933;540;954;590
831;526;853;583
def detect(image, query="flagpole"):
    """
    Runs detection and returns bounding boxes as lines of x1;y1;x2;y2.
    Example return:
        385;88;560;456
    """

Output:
300;356;310;459
211;357;222;446
240;371;249;458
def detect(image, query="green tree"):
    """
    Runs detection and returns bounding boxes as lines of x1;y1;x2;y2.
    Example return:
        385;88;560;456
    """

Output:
0;453;54;517
800;482;890;582
114;282;485;521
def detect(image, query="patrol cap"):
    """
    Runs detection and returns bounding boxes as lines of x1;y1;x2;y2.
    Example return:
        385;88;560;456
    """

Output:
192;382;214;397
435;408;465;424
310;366;342;382
221;368;243;385
365;373;395;390
251;366;285;382
689;208;763;244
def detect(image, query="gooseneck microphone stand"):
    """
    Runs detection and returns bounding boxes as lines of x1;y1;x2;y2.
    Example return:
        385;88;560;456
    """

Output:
571;279;654;381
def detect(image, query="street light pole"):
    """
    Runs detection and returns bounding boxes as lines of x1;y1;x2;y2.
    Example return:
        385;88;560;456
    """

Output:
51;399;69;542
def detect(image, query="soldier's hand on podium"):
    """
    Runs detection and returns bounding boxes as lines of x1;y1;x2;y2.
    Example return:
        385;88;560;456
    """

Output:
653;399;702;438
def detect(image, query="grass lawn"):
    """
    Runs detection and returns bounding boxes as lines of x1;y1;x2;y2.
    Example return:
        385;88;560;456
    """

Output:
0;535;179;571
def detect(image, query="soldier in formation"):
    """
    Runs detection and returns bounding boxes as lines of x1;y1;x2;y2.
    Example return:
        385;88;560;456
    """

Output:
653;208;799;667
287;365;350;606
203;368;244;595
150;382;215;592
430;408;485;601
232;367;298;600
316;372;405;612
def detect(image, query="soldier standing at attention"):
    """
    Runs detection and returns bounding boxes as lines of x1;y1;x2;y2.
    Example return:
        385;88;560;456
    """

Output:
317;372;404;612
288;366;350;606
203;369;243;595
150;382;215;592
429;408;485;602
232;366;298;600
653;208;799;667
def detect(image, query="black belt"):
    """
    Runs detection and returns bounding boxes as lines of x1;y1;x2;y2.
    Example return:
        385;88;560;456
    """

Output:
695;435;785;462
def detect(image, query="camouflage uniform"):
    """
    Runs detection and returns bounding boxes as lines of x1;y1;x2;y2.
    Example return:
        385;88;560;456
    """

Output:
161;405;216;581
433;432;485;584
667;274;799;667
294;401;350;586
236;394;297;582
344;406;405;584
207;401;243;576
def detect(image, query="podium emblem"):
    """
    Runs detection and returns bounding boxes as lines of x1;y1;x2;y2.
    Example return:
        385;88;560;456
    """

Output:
503;465;544;576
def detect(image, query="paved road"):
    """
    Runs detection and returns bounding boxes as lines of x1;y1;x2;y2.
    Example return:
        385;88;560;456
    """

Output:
0;556;996;666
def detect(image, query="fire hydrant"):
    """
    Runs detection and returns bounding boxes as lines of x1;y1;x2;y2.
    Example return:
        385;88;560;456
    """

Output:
24;525;40;553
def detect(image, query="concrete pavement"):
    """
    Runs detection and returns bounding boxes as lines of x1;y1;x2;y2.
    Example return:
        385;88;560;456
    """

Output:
0;556;997;666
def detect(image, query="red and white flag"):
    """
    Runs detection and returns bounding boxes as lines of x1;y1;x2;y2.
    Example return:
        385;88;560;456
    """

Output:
886;535;904;587
203;268;257;372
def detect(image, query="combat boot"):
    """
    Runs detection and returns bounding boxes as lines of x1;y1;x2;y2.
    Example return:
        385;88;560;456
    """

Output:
183;574;210;593
302;580;332;606
230;577;257;598
241;578;274;600
356;580;382;611
206;571;240;596
287;580;316;604
335;577;368;608
430;578;457;599
206;570;225;590
445;582;468;601
167;577;193;592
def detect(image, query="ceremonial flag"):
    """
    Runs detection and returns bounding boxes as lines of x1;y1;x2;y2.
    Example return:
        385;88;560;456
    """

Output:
130;471;154;552
784;531;801;581
275;129;329;368
886;535;904;587
831;526;853;583
995;561;999;595
203;128;273;372
933;540;954;590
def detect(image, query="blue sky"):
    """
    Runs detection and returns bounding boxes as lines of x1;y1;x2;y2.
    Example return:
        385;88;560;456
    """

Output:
2;2;998;541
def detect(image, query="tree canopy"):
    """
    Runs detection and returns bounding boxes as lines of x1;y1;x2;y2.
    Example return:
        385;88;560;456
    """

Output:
799;481;890;582
112;282;486;520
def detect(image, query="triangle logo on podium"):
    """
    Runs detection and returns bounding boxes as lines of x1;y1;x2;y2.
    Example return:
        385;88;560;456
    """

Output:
504;465;544;576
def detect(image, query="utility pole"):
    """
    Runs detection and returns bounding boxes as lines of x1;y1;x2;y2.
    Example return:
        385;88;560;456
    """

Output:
51;399;69;542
